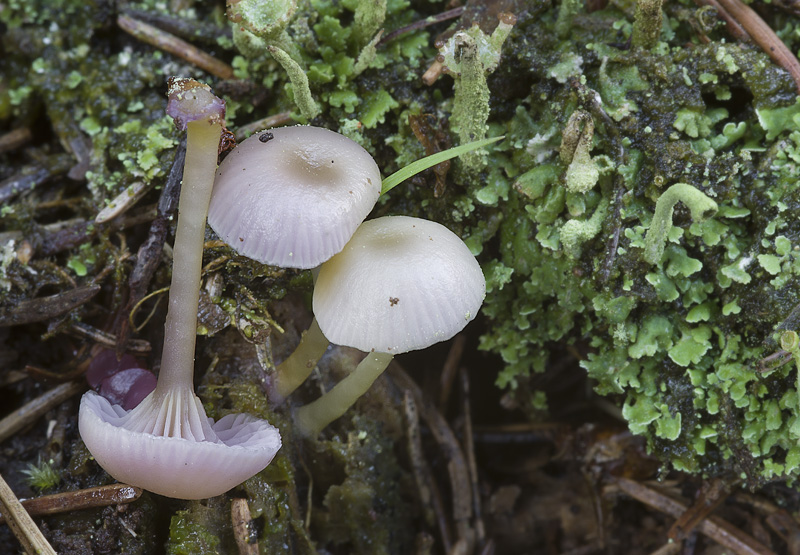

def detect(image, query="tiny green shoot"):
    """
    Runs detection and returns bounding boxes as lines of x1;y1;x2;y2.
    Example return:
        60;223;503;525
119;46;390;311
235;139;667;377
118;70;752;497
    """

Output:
22;458;60;491
380;136;505;195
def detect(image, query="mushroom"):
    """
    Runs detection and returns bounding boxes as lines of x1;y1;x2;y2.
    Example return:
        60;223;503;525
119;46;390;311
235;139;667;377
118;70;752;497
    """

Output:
79;78;281;499
294;215;486;437
207;125;381;400
207;125;381;269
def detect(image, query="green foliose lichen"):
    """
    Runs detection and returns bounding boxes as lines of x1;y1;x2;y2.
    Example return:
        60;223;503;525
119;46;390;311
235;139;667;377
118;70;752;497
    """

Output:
458;1;800;484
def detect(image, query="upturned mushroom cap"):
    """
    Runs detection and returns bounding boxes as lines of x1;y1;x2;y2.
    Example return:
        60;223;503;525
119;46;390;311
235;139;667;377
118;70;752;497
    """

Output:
313;216;486;354
79;389;281;499
208;126;381;269
166;77;226;130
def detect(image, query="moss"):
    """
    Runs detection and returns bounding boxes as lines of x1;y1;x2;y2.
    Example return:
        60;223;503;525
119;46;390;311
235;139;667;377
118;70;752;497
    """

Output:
167;501;227;555
308;415;414;555
242;461;315;554
22;458;61;491
197;333;314;553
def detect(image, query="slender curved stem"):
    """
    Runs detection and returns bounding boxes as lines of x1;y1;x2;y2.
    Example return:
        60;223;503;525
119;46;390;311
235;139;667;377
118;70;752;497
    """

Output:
274;317;330;400
294;351;394;437
157;119;221;395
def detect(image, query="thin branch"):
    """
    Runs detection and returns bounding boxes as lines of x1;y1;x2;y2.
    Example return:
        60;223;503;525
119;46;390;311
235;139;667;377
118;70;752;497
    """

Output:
438;335;465;409
0;285;100;327
0;484;142;525
231;498;259;555
713;0;800;92
234;112;294;140
0;128;32;154
613;478;775;555
0;472;56;555
117;14;235;80
379;7;465;45
0;382;84;444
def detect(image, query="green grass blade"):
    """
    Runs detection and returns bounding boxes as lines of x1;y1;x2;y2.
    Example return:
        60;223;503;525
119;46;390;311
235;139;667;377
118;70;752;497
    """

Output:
380;135;505;195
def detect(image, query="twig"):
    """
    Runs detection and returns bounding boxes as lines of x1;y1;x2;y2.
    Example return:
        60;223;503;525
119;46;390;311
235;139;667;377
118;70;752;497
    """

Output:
38;220;95;257
390;365;474;550
422;60;445;86
0;155;73;204
649;542;681;555
0;220;73;255
764;511;800;555
582;470;607;550
67;322;151;354
460;368;485;547
478;539;496;555
668;478;732;541
234;112;295;140
46;105;92;180
121;7;232;44
758;349;793;373
770;0;800;16
448;539;469;555
379;7;465;45
713;0;800;92
231;498;259;555
0;382;84;444
0;472;56;555
472;422;568;443
0;285;101;327
95;181;152;224
404;391;448;548
0;484;142;525
0;128;32;154
0;371;27;388
438;335;465;409
613;477;775;555
117;14;235;80
694;0;751;41
116;139;185;354
24;364;88;383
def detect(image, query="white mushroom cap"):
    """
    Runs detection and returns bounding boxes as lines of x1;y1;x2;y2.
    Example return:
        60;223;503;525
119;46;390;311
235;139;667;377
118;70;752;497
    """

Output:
79;388;281;499
208;126;381;269
313;216;486;354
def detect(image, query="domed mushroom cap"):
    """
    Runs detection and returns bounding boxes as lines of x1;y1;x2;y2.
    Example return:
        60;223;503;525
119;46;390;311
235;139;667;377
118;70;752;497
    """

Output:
208;126;381;269
313;216;486;354
79;389;281;499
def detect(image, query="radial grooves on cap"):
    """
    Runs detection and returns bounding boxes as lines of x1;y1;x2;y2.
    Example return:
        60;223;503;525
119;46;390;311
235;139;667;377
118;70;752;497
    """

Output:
208;126;381;269
314;216;486;354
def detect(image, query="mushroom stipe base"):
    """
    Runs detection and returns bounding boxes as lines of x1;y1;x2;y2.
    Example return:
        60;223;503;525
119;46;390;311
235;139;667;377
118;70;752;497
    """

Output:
294;351;394;437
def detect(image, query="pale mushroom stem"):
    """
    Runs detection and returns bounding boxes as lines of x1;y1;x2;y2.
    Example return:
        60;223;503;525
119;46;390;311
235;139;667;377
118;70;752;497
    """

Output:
273;317;330;400
294;351;394;437
156;119;222;395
